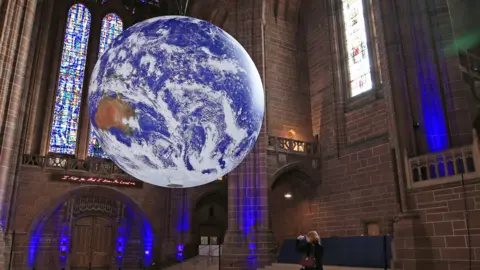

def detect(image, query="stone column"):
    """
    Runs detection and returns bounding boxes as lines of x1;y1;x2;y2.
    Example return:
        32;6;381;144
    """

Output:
392;212;419;270
172;188;190;258
221;1;276;269
0;0;38;268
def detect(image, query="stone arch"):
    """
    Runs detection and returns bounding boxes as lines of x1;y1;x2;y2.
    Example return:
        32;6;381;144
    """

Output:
270;161;317;193
269;162;317;244
191;190;227;246
193;191;227;212
27;185;154;268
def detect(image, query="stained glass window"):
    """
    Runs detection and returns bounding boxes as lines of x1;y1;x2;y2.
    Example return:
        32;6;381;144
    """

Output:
87;13;123;158
141;0;161;6
48;4;91;154
342;0;373;97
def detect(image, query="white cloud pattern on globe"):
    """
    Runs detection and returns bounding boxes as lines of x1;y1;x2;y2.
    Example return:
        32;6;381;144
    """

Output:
88;16;265;188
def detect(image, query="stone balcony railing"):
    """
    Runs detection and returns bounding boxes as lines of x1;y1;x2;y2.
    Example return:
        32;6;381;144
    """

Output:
405;130;480;188
267;136;317;155
21;136;317;176
21;154;131;178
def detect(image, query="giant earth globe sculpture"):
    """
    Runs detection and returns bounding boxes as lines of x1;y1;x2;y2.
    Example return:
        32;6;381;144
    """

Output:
88;16;265;188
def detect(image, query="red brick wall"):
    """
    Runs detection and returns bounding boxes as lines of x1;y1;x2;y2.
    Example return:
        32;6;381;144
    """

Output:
344;102;388;145
401;180;480;268
270;176;314;242
265;0;313;141
313;143;399;237
293;0;400;238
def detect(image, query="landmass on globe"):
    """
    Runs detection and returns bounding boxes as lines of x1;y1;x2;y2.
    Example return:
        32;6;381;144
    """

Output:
95;94;136;136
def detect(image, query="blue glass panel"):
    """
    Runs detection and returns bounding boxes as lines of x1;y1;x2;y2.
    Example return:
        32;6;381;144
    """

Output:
88;13;123;158
49;4;91;154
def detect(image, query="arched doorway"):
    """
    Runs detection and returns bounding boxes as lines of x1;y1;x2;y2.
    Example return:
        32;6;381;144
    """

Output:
28;186;153;270
270;168;316;243
70;215;114;268
192;192;227;256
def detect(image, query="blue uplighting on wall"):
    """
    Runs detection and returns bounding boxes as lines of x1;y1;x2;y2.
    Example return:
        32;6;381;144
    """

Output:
419;75;449;152
29;205;63;268
176;244;185;261
175;191;190;233
115;225;125;267
59;224;69;268
412;20;450;153
28;229;42;268
242;179;258;269
141;213;154;266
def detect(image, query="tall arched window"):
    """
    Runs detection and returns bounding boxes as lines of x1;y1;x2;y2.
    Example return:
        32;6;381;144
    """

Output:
88;13;123;158
342;0;373;97
48;4;91;154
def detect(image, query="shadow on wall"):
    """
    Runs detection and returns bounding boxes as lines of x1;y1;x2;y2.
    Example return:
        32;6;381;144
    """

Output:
270;169;316;243
191;191;227;247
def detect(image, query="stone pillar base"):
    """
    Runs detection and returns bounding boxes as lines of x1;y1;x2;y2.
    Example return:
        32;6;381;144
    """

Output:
0;228;7;270
392;211;423;270
220;229;276;270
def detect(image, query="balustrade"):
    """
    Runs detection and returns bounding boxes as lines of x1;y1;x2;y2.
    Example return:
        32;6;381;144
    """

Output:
21;154;129;177
404;130;480;188
267;136;317;155
21;137;318;178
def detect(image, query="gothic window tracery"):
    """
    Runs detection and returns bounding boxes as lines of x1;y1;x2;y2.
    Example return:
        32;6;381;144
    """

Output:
88;13;124;158
48;4;91;154
342;0;373;97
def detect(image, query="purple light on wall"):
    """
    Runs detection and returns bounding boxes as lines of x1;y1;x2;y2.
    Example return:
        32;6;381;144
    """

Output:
58;217;70;268
28;233;41;268
176;190;190;233
242;176;258;269
115;225;125;267
176;244;185;261
59;236;68;254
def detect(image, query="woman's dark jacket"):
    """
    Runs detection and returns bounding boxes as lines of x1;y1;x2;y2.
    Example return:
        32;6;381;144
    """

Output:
296;238;324;270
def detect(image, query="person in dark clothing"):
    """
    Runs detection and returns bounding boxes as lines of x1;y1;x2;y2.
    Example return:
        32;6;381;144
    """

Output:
296;231;324;270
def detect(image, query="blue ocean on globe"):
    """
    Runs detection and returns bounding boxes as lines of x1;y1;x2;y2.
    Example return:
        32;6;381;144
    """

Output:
88;16;265;188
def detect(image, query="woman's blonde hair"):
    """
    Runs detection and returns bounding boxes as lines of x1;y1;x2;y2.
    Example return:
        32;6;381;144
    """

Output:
306;231;320;243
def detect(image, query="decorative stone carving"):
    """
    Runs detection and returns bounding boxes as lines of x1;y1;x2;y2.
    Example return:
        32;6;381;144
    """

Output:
73;196;119;217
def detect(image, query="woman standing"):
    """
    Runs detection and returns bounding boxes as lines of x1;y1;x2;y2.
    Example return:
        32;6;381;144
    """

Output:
296;231;324;270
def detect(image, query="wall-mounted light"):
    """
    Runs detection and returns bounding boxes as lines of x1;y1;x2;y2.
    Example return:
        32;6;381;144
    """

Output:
284;192;292;199
287;129;296;139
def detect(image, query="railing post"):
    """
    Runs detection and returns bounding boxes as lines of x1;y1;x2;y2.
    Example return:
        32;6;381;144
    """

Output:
403;149;412;188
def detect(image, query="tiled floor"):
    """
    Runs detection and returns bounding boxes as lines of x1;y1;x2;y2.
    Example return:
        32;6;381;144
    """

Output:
162;257;385;270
